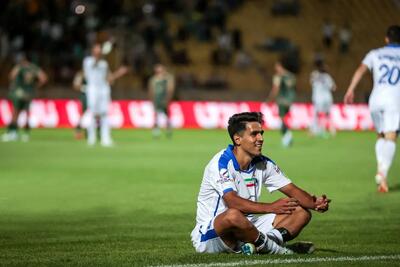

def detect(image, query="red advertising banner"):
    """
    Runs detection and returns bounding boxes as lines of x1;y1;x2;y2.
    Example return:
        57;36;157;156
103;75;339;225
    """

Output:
0;99;374;130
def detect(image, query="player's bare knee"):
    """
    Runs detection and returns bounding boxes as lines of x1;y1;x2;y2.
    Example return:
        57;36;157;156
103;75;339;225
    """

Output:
293;206;312;223
224;208;248;228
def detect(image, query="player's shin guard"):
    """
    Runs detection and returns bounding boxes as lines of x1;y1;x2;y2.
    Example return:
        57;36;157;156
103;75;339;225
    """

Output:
254;232;293;255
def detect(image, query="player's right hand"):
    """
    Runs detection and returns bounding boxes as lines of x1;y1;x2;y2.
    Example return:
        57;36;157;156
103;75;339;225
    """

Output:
269;198;299;214
343;90;354;104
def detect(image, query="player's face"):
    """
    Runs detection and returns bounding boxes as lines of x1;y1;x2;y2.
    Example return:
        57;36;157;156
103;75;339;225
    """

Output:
154;65;165;75
92;44;102;58
237;122;264;157
275;62;283;74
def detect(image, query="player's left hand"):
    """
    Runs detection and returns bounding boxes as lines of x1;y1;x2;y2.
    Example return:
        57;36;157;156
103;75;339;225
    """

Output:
343;90;354;104
314;194;330;213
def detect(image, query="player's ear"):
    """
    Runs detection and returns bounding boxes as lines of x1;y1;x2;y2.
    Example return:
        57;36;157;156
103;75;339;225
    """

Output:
384;36;389;44
233;133;241;146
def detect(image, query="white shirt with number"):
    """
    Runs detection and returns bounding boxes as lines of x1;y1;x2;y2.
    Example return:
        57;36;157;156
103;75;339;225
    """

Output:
362;44;400;111
193;145;291;229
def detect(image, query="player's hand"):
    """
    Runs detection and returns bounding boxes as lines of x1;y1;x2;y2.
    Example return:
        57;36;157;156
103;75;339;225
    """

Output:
343;90;354;104
268;198;299;214
314;194;331;213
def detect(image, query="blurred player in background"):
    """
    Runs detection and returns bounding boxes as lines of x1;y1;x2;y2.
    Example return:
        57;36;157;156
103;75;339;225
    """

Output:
72;70;87;139
344;25;400;193
148;64;175;138
191;112;330;255
2;53;48;142
268;59;296;147
309;60;336;137
83;43;127;147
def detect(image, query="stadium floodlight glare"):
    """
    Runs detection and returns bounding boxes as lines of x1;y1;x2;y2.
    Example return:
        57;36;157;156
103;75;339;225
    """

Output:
74;4;86;15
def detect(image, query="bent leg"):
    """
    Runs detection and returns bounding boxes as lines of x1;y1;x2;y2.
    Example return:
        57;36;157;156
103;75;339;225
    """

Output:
214;208;292;254
273;206;312;241
214;208;259;250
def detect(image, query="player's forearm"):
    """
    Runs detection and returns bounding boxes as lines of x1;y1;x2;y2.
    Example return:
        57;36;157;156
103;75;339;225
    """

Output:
280;184;316;210
226;197;272;214
223;193;271;214
347;65;367;93
268;86;278;100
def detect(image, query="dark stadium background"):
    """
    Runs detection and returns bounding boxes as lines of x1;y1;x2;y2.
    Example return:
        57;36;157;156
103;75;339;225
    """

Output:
0;0;398;102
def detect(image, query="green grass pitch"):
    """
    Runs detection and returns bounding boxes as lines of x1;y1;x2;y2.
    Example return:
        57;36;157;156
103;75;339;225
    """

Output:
0;129;399;266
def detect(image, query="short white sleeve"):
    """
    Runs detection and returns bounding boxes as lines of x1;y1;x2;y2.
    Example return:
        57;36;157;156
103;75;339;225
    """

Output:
263;161;291;193
362;51;374;70
213;166;237;196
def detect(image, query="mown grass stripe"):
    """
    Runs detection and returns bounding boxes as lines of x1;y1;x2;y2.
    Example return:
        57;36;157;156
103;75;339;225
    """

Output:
151;254;400;267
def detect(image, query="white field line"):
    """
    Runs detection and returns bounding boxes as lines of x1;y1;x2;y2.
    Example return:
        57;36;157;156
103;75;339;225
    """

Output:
151;254;400;267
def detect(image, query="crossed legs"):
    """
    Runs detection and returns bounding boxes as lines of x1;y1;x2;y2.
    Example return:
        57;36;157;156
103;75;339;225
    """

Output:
213;205;311;253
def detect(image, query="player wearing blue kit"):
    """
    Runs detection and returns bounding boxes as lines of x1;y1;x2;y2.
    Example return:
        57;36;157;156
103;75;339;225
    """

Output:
191;112;330;254
344;25;400;193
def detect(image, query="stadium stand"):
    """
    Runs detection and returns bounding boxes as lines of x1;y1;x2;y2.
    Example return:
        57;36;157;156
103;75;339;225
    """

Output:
0;0;399;102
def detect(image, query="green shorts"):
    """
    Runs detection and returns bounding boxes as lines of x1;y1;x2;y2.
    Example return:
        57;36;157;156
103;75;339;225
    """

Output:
154;102;168;114
278;104;290;118
12;97;31;111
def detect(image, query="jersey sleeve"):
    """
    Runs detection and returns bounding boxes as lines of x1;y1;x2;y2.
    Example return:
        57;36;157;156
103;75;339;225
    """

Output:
327;74;335;90
310;71;317;85
263;160;291;193
214;168;237;196
272;75;281;87
361;51;374;70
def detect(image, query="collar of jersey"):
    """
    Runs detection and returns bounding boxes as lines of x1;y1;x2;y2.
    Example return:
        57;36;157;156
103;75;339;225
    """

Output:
226;145;256;173
386;43;400;48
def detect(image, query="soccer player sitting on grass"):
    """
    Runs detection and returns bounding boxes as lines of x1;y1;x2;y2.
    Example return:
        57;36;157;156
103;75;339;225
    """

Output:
191;112;330;255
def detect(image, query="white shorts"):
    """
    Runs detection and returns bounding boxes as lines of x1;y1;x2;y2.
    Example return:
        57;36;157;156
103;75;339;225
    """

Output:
87;90;110;115
370;108;400;133
190;214;276;254
313;99;332;114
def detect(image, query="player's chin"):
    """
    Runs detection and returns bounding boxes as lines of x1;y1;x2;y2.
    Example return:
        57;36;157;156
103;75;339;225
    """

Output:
253;147;262;156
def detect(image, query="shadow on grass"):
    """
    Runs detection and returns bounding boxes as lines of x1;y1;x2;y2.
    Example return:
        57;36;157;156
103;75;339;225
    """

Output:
315;248;341;253
389;183;400;192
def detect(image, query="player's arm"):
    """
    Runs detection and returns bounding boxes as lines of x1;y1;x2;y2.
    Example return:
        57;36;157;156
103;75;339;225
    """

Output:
109;65;128;84
37;69;48;88
343;64;368;104
9;65;20;82
166;75;175;102
279;183;330;213
222;191;298;215
148;80;154;102
329;74;337;92
268;76;280;101
73;72;84;91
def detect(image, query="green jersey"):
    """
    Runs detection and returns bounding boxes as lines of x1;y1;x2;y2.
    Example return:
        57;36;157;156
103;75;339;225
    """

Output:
10;63;40;100
273;72;296;107
149;73;174;110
